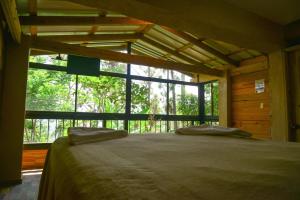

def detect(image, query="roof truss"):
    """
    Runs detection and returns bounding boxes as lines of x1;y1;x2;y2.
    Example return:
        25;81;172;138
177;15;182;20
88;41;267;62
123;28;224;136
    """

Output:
29;37;223;77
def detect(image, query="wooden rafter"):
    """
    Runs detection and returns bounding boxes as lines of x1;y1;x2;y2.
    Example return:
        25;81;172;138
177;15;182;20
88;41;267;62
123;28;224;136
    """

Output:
29;37;223;76
35;33;143;42
28;0;37;37
0;0;22;43
163;27;239;67
88;12;106;35
19;16;151;26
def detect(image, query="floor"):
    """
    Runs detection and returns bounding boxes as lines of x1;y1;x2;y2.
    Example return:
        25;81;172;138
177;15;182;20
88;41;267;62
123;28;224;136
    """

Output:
0;169;42;200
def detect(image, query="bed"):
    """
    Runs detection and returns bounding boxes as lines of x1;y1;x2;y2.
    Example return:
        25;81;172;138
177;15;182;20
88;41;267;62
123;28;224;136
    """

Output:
38;134;300;200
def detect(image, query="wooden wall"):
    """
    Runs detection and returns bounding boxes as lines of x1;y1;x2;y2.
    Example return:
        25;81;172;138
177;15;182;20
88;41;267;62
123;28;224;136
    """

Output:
230;56;271;139
22;150;48;170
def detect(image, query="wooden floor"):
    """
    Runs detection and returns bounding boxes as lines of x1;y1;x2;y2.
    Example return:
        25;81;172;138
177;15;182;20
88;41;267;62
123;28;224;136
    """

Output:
0;170;42;200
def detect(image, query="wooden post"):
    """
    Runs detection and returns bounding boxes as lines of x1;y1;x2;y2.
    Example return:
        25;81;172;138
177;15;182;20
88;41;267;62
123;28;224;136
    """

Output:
268;50;289;141
218;70;231;127
287;51;300;142
0;35;30;185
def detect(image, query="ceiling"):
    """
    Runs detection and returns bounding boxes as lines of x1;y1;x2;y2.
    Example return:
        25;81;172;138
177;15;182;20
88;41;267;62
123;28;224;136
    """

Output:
15;0;263;73
223;0;300;25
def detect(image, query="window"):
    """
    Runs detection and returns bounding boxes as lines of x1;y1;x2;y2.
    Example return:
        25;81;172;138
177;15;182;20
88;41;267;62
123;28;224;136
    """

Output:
169;84;198;115
25;52;219;144
131;80;167;114
29;54;68;67
26;69;76;112
204;81;219;116
100;60;127;74
131;64;168;79
77;76;126;113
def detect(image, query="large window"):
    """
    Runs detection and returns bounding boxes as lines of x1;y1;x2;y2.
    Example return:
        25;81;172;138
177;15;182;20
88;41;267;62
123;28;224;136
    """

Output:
131;80;167;114
169;84;198;115
26;69;76;112
25;51;219;144
77;76;126;113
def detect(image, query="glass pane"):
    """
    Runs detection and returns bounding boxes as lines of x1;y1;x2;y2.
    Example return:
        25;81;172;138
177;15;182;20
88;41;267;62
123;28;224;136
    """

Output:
212;81;219;116
77;75;126;113
100;60;127;74
131;64;168;79
26;69;76;111
169;84;198;115
204;83;212;115
168;70;192;82
131;80;167;114
29;54;68;67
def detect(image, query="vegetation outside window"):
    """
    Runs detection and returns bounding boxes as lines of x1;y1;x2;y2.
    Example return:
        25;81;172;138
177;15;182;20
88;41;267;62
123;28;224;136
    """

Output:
131;80;167;114
77;76;126;113
26;69;76;112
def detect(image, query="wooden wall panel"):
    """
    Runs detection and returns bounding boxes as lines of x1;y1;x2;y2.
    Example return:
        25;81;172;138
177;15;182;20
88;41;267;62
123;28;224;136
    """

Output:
231;56;271;139
22;150;48;170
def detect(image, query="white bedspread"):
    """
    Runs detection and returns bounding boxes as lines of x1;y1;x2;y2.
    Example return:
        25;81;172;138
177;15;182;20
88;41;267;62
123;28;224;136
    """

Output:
38;134;300;200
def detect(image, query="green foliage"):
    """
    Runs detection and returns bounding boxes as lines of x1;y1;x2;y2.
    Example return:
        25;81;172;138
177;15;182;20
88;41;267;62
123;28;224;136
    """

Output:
26;69;75;111
77;75;126;113
177;94;198;115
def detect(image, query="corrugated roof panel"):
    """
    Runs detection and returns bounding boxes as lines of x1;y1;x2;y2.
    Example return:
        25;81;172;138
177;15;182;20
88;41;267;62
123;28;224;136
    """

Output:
183;48;212;62
153;26;191;44
133;43;166;58
136;40;168;55
97;25;141;31
247;49;263;57
204;39;241;55
180;52;205;63
190;45;219;60
229;51;253;61
147;29;186;49
169;55;190;65
144;35;177;51
234;51;253;60
37;26;92;32
132;45;161;59
37;32;88;36
95;31;137;34
206;59;224;67
202;39;232;55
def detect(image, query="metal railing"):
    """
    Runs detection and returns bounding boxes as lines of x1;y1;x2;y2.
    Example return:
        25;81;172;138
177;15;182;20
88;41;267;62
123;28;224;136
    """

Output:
24;118;218;144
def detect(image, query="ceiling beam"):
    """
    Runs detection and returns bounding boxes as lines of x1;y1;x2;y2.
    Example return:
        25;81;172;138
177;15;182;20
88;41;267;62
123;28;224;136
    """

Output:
30;45;128;55
29;37;223;76
0;0;22;43
60;0;284;52
19;16;151;26
164;27;239;67
36;33;143;42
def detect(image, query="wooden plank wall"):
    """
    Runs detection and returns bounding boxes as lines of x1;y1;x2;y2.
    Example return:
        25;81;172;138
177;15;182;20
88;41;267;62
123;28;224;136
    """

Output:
22;150;48;170
231;56;271;139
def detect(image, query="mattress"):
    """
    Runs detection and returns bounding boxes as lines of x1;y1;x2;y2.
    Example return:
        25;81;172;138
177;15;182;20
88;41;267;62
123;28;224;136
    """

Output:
38;134;300;200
